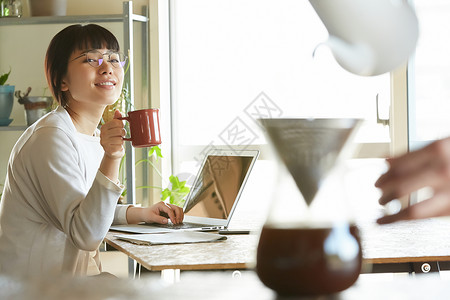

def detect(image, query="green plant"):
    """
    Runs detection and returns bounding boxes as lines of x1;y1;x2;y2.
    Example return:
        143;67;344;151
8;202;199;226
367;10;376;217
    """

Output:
147;146;190;206
161;175;190;207
0;68;11;85
120;145;190;207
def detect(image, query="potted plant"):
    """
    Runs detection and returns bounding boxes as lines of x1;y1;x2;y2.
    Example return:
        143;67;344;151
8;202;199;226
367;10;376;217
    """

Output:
16;87;55;126
116;146;190;207
0;68;14;126
0;0;22;17
134;145;190;207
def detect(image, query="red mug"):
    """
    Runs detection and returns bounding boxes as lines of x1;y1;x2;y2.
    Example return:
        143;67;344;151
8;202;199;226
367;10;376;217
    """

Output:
118;109;161;148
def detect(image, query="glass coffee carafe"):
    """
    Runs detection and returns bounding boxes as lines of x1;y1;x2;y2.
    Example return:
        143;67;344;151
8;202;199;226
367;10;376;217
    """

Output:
256;118;363;296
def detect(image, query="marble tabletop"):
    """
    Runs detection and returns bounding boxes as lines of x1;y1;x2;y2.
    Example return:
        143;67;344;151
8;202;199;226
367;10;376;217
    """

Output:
106;217;450;272
359;218;450;264
106;231;259;271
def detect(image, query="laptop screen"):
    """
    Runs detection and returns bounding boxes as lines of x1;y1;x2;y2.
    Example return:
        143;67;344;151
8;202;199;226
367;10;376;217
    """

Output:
184;151;258;221
109;149;259;233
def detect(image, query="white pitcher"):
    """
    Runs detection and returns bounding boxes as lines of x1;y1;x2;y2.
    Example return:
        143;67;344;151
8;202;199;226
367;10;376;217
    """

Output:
309;0;419;76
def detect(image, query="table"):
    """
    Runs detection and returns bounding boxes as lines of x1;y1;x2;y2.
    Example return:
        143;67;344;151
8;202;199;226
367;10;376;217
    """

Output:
105;231;258;272
360;218;450;273
105;217;450;275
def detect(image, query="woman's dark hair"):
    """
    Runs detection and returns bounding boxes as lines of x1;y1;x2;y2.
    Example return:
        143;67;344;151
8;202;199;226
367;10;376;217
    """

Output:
45;24;121;107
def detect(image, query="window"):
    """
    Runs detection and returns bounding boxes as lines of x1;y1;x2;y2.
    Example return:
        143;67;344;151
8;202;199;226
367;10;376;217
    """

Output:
162;0;395;222
407;0;450;203
408;0;450;151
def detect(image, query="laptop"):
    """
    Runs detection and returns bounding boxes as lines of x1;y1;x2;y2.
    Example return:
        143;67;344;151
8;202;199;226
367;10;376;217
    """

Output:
110;149;259;233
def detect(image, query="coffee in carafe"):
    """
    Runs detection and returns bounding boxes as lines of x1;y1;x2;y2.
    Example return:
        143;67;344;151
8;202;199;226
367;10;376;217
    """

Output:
256;118;362;296
257;224;362;295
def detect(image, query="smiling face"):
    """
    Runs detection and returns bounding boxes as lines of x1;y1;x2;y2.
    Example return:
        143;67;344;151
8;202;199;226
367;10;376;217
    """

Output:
45;24;125;108
61;47;124;109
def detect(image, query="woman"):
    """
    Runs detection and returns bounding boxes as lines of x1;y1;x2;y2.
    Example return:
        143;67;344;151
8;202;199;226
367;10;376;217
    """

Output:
0;24;183;276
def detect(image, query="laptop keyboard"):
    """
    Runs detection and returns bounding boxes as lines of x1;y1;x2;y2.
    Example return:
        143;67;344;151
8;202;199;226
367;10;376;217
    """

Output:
146;222;209;230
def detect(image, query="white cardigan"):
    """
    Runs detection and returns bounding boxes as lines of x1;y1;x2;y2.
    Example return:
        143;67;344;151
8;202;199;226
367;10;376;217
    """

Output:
0;106;129;276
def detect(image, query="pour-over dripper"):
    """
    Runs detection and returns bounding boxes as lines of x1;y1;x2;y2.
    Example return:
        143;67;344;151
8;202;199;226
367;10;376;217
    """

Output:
259;118;361;206
256;118;363;296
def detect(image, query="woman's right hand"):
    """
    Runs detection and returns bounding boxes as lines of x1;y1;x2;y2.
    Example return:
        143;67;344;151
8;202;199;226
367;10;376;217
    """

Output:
99;110;126;183
100;110;126;160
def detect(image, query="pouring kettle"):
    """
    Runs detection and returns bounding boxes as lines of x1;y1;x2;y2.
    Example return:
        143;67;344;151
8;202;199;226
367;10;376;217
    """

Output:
309;0;419;76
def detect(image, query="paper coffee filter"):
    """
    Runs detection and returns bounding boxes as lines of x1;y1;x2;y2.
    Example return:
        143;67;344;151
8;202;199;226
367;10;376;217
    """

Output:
260;118;361;206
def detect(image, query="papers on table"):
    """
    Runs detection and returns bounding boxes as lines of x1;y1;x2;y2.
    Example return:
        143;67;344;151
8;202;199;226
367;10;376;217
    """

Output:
114;231;227;245
110;224;175;234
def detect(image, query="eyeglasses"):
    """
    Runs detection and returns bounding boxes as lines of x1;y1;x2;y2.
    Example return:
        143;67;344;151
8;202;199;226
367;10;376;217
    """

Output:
71;50;127;69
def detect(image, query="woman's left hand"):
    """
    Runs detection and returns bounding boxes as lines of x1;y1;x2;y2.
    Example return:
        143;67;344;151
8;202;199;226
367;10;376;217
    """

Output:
146;201;184;224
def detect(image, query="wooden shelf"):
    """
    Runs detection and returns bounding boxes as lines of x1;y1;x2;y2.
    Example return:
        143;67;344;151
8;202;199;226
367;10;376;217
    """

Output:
0;14;148;26
0;126;27;131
